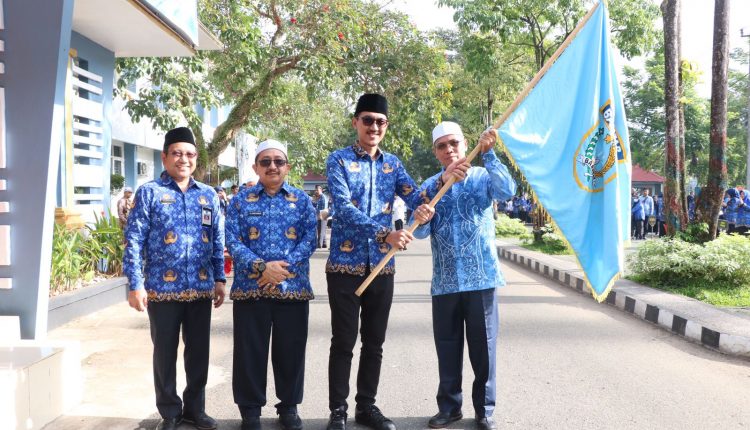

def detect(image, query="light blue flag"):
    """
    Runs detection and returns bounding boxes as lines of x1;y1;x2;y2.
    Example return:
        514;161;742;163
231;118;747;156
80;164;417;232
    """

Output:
496;1;630;301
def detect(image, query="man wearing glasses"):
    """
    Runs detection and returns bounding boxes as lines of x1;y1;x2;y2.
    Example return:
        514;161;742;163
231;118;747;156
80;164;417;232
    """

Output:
325;93;435;430
124;127;226;430
413;122;516;430
225;139;317;430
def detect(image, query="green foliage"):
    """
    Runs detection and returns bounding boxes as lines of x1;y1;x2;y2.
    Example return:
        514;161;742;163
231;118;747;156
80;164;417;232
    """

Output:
50;214;126;295
110;174;125;193
622;48;710;177
673;222;709;244
494;214;528;237
439;0;659;70
520;223;572;254
86;212;125;275
627;235;750;306
116;0;452;181
50;225;95;294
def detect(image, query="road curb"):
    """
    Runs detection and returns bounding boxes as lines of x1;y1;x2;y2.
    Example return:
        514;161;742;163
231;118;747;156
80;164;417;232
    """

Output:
497;243;750;360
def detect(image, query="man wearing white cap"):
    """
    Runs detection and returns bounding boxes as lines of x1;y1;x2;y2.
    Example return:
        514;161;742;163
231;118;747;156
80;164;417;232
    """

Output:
117;186;134;229
225;139;317;430
413;122;516;430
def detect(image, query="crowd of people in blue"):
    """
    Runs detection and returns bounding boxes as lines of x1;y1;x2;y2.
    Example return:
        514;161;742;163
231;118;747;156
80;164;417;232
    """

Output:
629;186;750;239
122;94;516;430
495;194;534;223
721;188;750;235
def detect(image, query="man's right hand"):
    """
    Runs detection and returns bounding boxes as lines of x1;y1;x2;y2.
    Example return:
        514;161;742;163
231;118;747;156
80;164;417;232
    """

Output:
385;229;415;250
128;289;148;312
441;157;470;184
259;260;291;287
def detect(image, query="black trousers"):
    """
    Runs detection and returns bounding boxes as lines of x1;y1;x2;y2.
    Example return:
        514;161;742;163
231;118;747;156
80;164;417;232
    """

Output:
147;299;212;419
233;299;309;418
327;271;394;411
433;289;498;418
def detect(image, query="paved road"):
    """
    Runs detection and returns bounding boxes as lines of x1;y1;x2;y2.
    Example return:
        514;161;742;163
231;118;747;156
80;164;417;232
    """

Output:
46;238;750;430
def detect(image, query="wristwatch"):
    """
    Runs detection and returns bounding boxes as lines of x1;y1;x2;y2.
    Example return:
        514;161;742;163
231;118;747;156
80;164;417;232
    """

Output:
253;259;266;274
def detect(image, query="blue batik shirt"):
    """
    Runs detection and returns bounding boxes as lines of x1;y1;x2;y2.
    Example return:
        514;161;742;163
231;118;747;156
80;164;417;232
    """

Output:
326;143;423;276
225;182;316;300
414;150;516;296
124;171;225;302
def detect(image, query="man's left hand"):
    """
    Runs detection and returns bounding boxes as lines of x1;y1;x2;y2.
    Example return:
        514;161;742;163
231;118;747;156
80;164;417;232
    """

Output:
214;282;226;308
479;128;498;153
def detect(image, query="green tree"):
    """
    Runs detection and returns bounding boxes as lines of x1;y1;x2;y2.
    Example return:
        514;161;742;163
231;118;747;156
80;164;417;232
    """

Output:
622;50;710;179
115;0;450;180
439;0;660;69
727;47;749;187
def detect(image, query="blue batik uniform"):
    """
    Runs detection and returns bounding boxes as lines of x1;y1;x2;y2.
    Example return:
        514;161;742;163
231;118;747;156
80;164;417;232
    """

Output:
225;181;317;418
225;182;317;300
414;149;515;419
325;143;423;276
724;189;740;226
325;142;423;412
414;150;516;295
738;192;750;228
124;171;225;301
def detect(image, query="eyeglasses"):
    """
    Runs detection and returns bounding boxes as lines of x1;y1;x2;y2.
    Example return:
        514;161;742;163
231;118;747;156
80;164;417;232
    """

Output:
257;158;288;168
434;139;461;151
169;150;198;159
357;116;388;127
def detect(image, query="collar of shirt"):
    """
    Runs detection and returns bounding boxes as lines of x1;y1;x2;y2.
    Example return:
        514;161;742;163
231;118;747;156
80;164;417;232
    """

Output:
249;181;293;197
159;170;198;191
351;141;383;160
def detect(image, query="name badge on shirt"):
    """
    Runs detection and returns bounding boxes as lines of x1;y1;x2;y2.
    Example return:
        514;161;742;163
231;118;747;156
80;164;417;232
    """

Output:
161;194;176;204
248;211;263;217
201;207;212;227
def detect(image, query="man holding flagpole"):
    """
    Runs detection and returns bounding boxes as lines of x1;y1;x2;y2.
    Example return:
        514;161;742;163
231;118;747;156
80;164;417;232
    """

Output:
324;93;435;430
413;122;516;430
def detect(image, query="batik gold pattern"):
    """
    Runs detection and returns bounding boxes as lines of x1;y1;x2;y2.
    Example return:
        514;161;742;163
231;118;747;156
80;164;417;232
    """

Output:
325;143;422;276
123;171;225;302
164;231;177;244
148;289;214;302
225;182;317;301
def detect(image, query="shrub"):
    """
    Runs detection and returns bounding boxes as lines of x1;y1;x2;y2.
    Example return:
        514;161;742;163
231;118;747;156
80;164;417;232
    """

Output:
520;223;572;254
495;214;528;237
110;173;125;193
50;224;95;295
87;212;125;275
50;213;125;294
628;234;750;287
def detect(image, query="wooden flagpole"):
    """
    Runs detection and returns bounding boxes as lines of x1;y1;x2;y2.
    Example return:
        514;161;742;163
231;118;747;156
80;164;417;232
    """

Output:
354;140;485;296
354;1;603;297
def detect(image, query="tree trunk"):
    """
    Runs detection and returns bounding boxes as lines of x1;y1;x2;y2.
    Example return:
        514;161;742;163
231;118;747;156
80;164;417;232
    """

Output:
661;0;685;235
677;6;689;225
695;0;730;240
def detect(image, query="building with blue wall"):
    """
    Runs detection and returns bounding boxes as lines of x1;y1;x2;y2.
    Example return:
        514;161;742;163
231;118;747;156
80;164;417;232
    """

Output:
0;0;220;340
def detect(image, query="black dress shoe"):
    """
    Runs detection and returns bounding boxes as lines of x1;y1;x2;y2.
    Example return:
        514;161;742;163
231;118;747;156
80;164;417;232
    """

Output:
279;412;303;430
183;411;217;430
428;411;463;429
475;417;496;430
326;407;347;430
354;405;396;430
241;416;261;430
155;417;182;430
